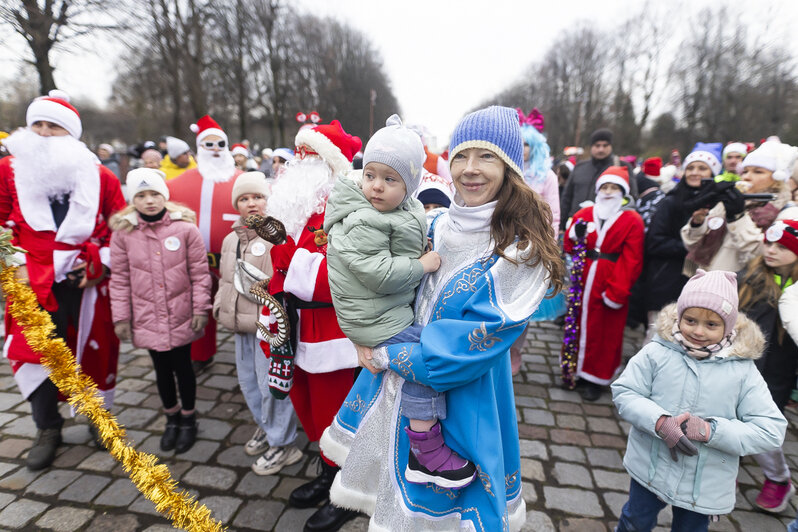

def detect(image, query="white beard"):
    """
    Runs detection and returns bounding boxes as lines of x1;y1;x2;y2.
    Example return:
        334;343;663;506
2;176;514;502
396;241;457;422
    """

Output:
594;191;623;221
4;128;98;199
267;158;335;238
196;147;236;183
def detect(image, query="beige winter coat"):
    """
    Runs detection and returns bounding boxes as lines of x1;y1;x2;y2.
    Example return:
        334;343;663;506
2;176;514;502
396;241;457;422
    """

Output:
213;218;273;334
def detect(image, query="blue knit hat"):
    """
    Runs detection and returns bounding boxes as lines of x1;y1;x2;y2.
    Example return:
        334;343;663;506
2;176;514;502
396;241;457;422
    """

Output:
449;106;524;178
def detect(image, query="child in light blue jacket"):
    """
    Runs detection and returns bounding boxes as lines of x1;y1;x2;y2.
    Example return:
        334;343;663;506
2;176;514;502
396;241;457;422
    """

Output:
612;269;787;531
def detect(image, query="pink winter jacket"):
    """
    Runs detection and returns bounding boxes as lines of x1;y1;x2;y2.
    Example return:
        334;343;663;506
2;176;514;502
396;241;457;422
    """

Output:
109;203;212;352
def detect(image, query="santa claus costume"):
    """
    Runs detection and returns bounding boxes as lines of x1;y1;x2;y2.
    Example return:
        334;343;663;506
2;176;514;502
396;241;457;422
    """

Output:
167;116;242;370
258;120;361;531
0;91;126;469
564;167;644;401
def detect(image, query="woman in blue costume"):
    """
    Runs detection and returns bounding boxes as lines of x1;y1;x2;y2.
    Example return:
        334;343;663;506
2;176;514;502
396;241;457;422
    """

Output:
320;106;564;531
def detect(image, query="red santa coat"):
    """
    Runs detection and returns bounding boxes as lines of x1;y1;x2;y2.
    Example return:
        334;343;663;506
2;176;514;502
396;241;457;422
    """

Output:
564;206;644;384
0;157;126;402
167;168;242;361
259;211;357;446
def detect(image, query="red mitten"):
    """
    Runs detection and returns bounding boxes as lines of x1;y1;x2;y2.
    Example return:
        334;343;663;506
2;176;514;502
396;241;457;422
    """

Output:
270;236;297;274
680;414;712;442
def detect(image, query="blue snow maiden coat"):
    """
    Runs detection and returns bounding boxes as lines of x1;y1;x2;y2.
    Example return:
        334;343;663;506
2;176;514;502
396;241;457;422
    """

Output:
320;199;551;531
612;303;787;515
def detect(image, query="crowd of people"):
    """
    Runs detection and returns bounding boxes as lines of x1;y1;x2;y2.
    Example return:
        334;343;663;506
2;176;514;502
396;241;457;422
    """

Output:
1;89;798;532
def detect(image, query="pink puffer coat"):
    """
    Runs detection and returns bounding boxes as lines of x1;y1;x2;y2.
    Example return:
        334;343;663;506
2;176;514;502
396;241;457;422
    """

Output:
109;203;212;351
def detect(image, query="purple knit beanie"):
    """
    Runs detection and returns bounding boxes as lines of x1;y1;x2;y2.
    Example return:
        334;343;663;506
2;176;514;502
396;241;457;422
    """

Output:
677;269;738;334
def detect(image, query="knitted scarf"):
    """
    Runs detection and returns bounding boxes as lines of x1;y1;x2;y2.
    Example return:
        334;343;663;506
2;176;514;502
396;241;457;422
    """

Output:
671;321;736;360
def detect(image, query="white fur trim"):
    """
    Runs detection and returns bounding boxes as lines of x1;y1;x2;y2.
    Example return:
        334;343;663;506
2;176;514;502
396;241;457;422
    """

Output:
602;291;623;309
330;471;377;515
13;251;26;265
26;98;82;138
99;246;111;269
231;145;248;157
12;359;51;399
319;424;350;466
723;142;748;158
294;128;350;175
196;127;227;144
198;178;215;250
283;248;323;301
595;174;629;195
53;249;80;283
508;495;527;532
295;333;358;373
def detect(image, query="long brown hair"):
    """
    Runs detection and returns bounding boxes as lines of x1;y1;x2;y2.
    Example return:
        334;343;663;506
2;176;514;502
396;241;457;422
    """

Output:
739;255;798;343
491;168;564;294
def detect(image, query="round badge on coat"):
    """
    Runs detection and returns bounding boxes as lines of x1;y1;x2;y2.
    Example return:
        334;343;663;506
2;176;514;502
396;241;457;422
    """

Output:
164;237;181;251
707;217;724;231
251;242;267;257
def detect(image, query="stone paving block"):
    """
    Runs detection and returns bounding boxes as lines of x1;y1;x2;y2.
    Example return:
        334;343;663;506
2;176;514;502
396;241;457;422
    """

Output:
95;478;140;506
518;424;548;440
0;412;18;428
115;378;150;391
272;476;308;500
548;387;581;403
603;490;628;518
2;415;36;438
550;428;592;446
586;448;624;470
128;494;163;517
583;404;613;417
593;469;629;490
587;416;621;435
78;450;117;471
215;446;256;468
340;516;370;531
198;418;233;440
182;465;237;490
198;495;242;523
521;510;555;532
194;399;215;414
515;396;546;408
559;517;607;531
549;401;583;414
173;440;220;462
0;467;43;490
0;438;30;459
203;375;239;390
26;469;81;496
52;444;95;468
520;458;545;482
521;482;538;504
230;424;256;445
519;439;548;460
235;471;279;498
114;390;149;406
733;486;753;511
0;498;49;528
207;402;243;420
0;391;23;411
544;486;603;517
556;414;587;431
0;461;19;479
553;462;592;487
526;373;553;385
590;433;627;449
274;507;317;531
135;435;173;458
61;424;92;445
115;407;157;429
59;473;110;503
550;445;586;463
35;506;95;531
729;511;786;531
0;491;15;510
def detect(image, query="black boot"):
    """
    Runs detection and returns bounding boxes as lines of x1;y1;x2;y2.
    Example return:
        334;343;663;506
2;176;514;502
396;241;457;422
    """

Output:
578;381;603;402
289;458;338;508
304;500;358;532
160;412;181;452
27;428;62;471
174;413;197;454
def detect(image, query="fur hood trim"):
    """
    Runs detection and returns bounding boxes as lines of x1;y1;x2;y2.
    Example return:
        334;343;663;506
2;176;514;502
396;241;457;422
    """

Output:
109;202;197;232
655;303;765;360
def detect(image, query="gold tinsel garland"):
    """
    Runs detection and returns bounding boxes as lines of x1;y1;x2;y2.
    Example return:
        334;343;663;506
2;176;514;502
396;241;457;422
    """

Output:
0;267;225;532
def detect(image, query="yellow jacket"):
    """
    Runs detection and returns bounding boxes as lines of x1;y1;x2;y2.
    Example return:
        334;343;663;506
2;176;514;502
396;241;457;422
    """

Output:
160;155;197;180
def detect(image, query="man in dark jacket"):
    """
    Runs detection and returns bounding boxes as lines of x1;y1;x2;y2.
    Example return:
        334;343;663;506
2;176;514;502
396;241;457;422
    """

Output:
560;128;638;230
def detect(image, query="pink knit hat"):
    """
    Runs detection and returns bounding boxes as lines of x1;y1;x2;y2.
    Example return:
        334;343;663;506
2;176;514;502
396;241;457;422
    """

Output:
677;269;738;334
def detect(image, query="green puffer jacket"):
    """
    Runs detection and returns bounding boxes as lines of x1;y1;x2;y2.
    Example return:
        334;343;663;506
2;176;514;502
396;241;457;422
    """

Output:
324;175;427;347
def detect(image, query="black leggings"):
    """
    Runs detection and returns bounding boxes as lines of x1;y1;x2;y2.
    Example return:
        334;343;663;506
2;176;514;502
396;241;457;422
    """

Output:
148;344;196;411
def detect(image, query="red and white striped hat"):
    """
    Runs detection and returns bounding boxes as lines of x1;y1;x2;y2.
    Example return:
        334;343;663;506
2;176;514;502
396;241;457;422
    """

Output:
26;89;82;138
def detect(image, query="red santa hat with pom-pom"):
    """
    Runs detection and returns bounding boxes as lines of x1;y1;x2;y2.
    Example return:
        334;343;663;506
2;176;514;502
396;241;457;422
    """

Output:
26;89;82;138
294;119;362;175
190;115;228;145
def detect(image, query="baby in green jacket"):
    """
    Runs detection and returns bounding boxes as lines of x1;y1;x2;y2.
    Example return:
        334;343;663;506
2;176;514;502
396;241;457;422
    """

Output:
324;114;476;489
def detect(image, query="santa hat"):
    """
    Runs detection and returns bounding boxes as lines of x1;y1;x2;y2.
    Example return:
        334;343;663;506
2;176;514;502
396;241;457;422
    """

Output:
595;166;630;195
764;220;798;256
683;142;722;176
722;142;748;159
231;143;249;157
125;168;170;201
642;157;662;177
26;89;82;138
190;115;228;144
294;119;362;175
231;171;269;209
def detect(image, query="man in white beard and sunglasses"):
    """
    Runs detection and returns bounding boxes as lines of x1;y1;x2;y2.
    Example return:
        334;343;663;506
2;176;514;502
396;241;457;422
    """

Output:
0;90;127;470
168;115;243;374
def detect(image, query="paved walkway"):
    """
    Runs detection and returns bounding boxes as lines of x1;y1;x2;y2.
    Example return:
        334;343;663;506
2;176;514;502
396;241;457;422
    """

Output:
0;321;796;531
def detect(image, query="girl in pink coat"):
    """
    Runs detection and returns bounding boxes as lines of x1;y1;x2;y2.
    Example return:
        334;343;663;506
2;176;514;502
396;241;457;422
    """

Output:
109;168;211;453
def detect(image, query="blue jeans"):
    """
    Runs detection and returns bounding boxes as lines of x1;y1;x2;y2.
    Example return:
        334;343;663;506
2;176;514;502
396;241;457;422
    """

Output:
377;324;446;421
235;333;298;447
616;479;708;532
789;516;798;532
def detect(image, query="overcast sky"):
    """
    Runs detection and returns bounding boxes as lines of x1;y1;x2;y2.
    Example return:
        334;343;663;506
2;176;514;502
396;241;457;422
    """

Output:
2;0;796;146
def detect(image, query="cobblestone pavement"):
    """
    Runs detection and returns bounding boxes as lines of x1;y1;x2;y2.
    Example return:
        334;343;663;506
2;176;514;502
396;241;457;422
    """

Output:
1;322;797;531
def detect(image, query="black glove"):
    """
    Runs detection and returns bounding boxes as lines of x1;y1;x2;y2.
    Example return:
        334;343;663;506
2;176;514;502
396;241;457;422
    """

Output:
717;183;745;221
574;220;587;239
682;184;720;213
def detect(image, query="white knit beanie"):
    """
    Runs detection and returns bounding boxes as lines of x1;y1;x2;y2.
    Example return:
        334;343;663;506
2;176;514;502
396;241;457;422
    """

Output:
126;168;170;201
362;114;426;199
231;171;269;208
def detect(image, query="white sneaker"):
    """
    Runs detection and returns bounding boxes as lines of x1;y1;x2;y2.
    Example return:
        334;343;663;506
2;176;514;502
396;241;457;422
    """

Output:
244;428;269;456
251;445;303;476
